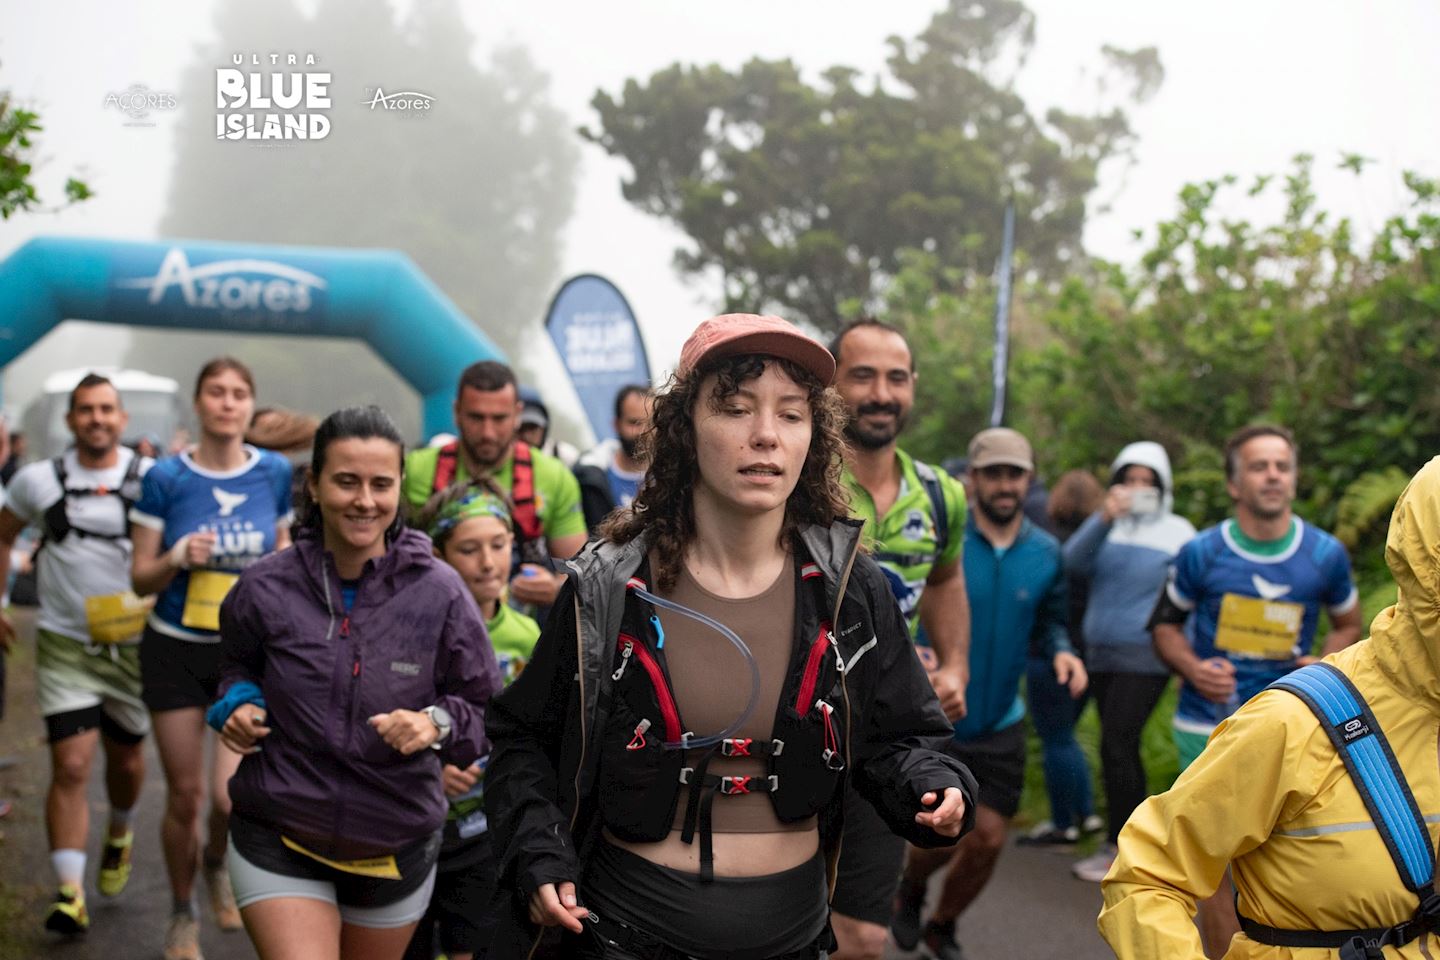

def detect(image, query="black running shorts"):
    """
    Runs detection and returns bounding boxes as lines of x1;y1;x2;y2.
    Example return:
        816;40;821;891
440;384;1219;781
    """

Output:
139;625;222;712
830;781;907;926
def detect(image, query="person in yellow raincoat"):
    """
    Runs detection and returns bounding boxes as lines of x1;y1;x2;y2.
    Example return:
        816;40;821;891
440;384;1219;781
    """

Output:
1099;454;1440;959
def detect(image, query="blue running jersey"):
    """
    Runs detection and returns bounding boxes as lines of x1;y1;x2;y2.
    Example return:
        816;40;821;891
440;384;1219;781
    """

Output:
1168;518;1356;730
130;446;293;641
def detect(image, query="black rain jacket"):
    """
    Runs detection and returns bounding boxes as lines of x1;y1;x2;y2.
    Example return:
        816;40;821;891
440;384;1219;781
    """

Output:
483;518;977;958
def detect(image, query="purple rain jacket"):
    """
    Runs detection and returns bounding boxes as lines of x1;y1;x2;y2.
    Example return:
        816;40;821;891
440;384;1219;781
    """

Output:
218;527;501;855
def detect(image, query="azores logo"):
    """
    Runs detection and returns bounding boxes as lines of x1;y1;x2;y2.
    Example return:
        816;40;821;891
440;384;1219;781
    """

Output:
115;248;326;312
112;247;327;328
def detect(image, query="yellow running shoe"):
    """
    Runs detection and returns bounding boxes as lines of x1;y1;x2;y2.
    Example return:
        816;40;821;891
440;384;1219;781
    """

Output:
98;831;134;896
43;883;89;935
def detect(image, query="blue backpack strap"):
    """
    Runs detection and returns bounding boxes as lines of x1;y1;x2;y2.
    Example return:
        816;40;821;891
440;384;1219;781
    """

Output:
912;460;949;560
1269;662;1433;892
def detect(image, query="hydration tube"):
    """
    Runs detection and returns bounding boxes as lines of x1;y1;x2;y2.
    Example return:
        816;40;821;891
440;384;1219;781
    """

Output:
631;585;762;751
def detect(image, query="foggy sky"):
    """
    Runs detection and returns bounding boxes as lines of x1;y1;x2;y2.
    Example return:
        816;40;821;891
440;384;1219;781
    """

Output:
4;0;1437;438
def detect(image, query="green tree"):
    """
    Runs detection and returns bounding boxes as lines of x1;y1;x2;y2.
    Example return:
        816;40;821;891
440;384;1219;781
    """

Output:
583;0;1160;332
0;85;92;219
888;156;1440;565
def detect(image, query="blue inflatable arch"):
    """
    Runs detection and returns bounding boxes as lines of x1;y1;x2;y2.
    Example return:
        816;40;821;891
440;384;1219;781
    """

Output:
0;236;503;438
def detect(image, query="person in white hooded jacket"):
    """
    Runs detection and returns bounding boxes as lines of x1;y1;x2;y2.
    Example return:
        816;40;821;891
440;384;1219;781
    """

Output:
1064;441;1196;882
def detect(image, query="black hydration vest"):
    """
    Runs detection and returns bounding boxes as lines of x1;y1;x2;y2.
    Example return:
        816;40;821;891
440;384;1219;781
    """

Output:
39;454;144;552
595;556;849;882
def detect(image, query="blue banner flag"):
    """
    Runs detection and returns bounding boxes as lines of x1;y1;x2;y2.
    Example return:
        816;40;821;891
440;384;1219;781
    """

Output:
989;200;1016;429
544;274;650;442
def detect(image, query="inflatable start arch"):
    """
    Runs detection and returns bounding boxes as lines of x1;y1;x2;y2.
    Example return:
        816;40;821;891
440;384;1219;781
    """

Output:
0;236;503;438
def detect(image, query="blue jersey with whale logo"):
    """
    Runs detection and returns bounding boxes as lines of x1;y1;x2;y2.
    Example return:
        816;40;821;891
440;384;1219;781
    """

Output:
1168;517;1356;731
130;446;293;641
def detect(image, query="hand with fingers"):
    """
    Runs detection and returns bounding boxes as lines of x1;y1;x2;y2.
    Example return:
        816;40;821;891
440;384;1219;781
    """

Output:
441;762;481;799
915;786;969;837
530;880;589;933
369;709;440;755
220;703;271;755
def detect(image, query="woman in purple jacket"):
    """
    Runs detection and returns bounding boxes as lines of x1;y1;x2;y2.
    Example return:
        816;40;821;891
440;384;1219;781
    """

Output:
209;406;501;960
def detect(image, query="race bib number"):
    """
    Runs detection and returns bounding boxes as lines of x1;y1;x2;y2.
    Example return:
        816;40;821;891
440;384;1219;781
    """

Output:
84;592;152;645
1214;593;1303;659
280;836;401;879
181;571;239;631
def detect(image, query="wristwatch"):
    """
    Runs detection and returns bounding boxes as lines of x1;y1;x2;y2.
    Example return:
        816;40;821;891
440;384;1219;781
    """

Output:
421;705;452;748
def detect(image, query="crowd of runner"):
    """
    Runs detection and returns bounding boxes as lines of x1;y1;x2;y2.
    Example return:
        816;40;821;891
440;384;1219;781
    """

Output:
1;310;1427;960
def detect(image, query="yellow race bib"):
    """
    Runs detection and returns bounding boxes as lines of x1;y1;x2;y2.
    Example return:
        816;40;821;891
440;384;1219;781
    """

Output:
83;592;152;645
181;571;239;631
1214;593;1303;659
280;836;401;879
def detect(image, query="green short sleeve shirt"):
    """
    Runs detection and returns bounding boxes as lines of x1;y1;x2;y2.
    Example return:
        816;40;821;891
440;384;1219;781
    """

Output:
843;448;966;636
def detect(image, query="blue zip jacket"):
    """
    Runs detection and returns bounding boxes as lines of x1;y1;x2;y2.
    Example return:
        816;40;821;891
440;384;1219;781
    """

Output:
954;517;1070;742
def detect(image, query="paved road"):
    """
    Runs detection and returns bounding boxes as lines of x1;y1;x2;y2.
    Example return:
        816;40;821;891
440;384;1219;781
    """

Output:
0;608;1115;959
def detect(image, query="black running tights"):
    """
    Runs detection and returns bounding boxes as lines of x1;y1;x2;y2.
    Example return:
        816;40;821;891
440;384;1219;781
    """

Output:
1091;671;1172;844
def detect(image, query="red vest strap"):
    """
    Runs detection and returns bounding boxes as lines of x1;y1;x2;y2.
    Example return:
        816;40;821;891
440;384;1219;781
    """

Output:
432;442;460;493
511;442;543;541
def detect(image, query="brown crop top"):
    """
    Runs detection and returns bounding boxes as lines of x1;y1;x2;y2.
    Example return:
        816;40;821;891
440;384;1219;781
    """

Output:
658;552;817;834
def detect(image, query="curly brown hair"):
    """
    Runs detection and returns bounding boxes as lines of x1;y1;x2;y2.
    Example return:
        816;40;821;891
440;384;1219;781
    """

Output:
600;354;850;591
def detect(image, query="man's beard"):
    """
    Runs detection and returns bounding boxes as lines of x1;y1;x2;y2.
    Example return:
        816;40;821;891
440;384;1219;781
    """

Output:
463;436;509;472
975;493;1021;526
75;432;117;461
619;434;643;461
844;402;907;450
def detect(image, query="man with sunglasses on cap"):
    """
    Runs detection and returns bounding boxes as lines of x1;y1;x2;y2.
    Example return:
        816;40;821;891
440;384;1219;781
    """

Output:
892;427;1086;959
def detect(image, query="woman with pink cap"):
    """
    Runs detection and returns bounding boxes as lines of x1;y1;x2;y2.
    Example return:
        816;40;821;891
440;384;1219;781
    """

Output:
485;314;976;959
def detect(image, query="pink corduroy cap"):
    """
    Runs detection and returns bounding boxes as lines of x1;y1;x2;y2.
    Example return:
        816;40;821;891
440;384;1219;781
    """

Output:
676;313;836;386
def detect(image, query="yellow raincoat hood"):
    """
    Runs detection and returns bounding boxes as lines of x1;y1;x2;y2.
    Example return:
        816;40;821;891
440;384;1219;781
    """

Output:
1369;458;1440;717
1100;456;1440;959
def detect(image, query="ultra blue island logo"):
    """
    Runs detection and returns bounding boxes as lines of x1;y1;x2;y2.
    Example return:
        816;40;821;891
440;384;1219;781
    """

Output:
110;247;328;330
216;53;331;141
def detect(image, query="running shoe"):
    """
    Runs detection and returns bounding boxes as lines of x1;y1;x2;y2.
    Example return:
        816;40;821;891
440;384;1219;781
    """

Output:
920;919;965;960
1081;813;1105;835
1073;842;1119;883
203;859;242;931
98;831;134;896
163;912;204;960
44;883;89;935
890;881;926;951
1016;819;1080;848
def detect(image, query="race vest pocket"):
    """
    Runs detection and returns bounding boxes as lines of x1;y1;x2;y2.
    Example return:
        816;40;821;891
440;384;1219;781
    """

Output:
84;591;151;645
280;835;401;879
596;697;684;843
1215;593;1304;659
771;624;846;823
182;571;240;631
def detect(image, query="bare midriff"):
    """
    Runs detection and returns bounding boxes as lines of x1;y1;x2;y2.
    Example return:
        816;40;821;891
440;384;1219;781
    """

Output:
604;825;820;877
